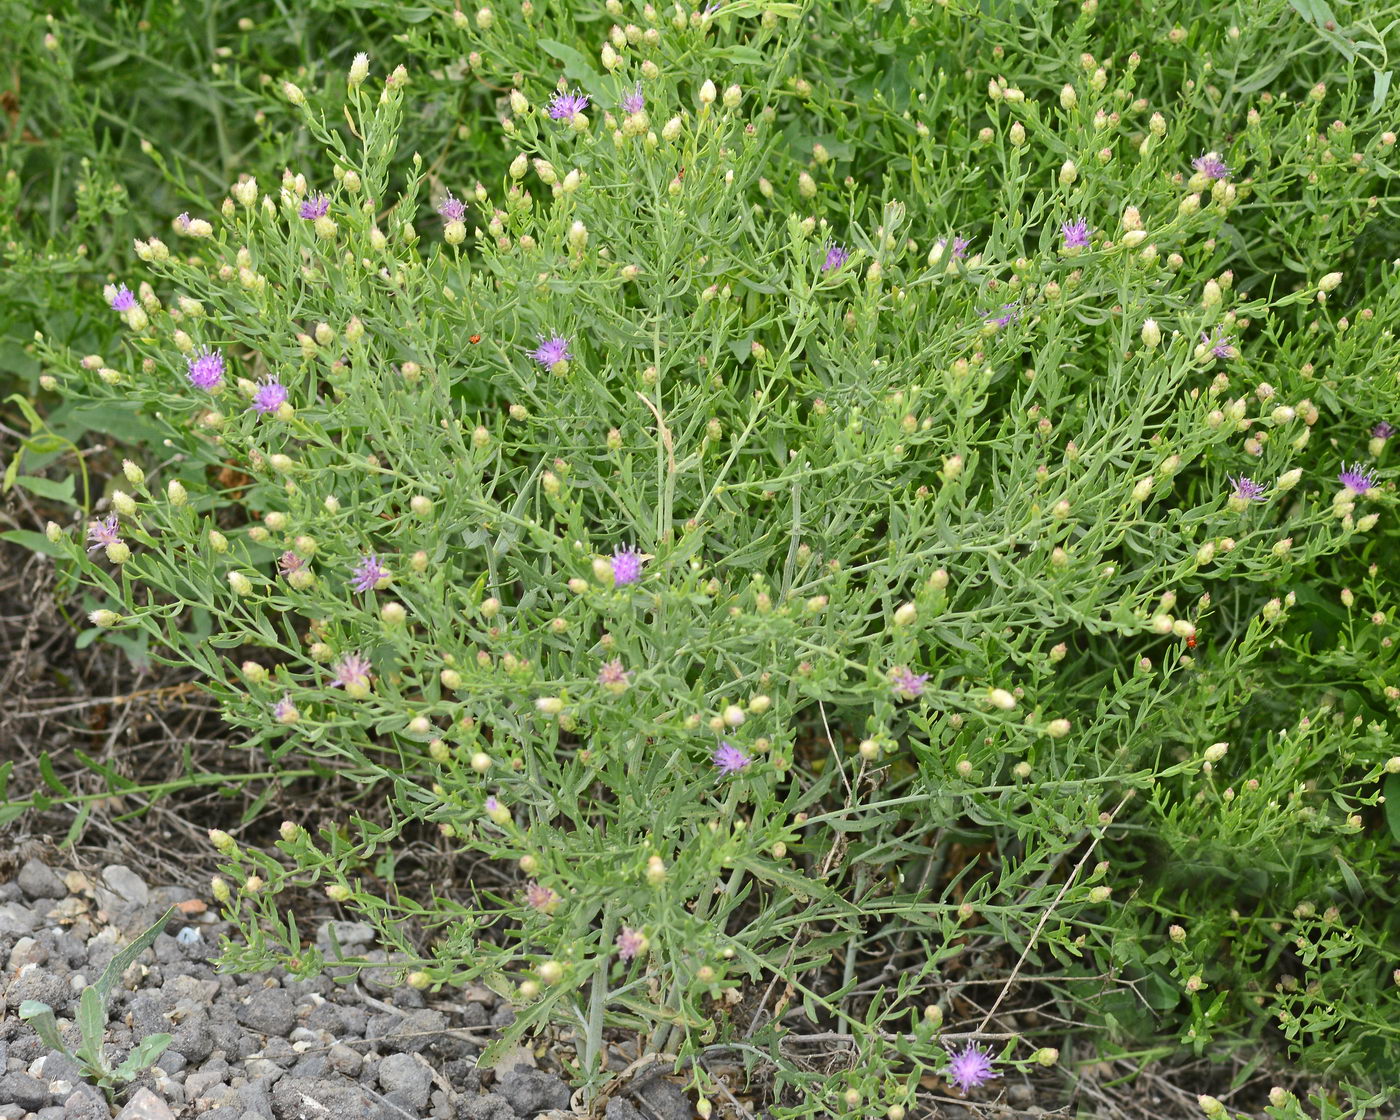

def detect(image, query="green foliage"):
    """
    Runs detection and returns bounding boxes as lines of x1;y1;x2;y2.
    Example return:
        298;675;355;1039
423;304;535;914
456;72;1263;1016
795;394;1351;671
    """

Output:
8;0;1400;1111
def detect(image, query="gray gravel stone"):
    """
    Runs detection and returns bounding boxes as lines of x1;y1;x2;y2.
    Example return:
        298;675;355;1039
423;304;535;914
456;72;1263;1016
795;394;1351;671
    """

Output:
377;1052;432;1110
496;1068;571;1118
6;965;72;1014
8;936;49;970
326;1044;362;1078
17;860;66;901
239;988;296;1038
0;902;40;937
34;1106;65;1120
460;1093;518;1120
0;1070;50;1111
101;865;150;907
635;1076;692;1120
61;1084;110;1120
270;1077;393;1120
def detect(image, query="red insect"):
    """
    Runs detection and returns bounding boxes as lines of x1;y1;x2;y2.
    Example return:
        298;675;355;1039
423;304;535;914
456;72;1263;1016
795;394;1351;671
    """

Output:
469;334;481;344
1186;635;1197;649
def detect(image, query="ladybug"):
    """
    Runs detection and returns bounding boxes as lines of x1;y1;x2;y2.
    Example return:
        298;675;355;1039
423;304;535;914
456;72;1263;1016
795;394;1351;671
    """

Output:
1186;635;1197;649
469;334;481;344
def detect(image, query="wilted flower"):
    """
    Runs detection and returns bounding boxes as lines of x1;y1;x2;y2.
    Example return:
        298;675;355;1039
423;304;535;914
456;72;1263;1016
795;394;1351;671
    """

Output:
1200;330;1234;359
1229;475;1266;503
278;551;305;576
86;515;122;555
891;666;929;701
1372;421;1393;439
529;334;573;368
524;881;561;913
350;554;389;593
186;347;226;390
946;1043;1000;1094
438;192;466;223
713;741;751;776
982;302;1021;328
174;212;192;232
621;82;645;115
615;926;646;960
611;546;643;586
250;377;289;414
1192;152;1231;180
298;193;330;220
271;695;298;723
822;242;850;271
109;284;137;311
330;652;373;691
597;658;632;694
1060;218;1090;250
547;88;590;120
1339;463;1377;494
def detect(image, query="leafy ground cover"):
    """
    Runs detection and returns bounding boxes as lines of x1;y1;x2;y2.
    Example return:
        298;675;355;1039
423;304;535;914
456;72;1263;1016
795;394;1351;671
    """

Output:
2;1;1399;1117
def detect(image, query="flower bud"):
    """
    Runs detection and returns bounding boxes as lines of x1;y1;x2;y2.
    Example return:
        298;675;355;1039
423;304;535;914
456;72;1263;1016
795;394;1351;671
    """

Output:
1140;319;1161;348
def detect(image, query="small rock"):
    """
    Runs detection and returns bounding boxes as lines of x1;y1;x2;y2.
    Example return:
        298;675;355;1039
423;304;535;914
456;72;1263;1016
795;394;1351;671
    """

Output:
115;1088;177;1120
314;921;375;951
155;1049;187;1075
62;1085;110;1120
34;1106;65;1120
8;936;48;970
0;1071;49;1112
101;866;150;907
384;1008;449;1055
377;1052;432;1110
1008;1082;1036;1108
6;965;72;1015
0;901;39;937
326;1044;362;1078
18;860;67;901
238;988;296;1038
460;1094;519;1120
605;1100;644;1120
634;1076;692;1120
497;1068;571;1118
269;1077;390;1120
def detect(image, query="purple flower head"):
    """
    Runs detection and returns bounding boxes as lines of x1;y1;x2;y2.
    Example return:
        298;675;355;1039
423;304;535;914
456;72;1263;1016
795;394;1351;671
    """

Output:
350;553;389;593
1200;330;1234;360
621;82;645;115
529;334;573;369
891;666;930;701
299;193;330;220
945;1043;1000;1094
86;515;122;555
982;302;1021;328
1339;462;1377;495
438;192;466;223
524;881;560;913
713;741;751;776
615;926;646;961
109;284;137;312
950;236;970;259
250;377;289;414
186;347;226;390
1373;421;1394;440
547;88;590;121
1060;217;1090;250
278;551;305;576
1229;475;1266;503
611;546;643;586
271;695;297;722
1192;152;1231;180
597;658;632;692
330;652;373;691
174;212;192;232
822;241;850;272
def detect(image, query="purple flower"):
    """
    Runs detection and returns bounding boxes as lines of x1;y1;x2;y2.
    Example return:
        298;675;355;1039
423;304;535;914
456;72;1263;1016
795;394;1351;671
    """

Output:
529;334;573;369
547;88;590;120
186;347;226;390
1339;463;1377;494
1060;217;1090;250
299;193;330;220
713;741;751;776
945;1043;1000;1094
271;695;297;722
621;82;645;115
350;554;389;593
330;652;373;691
278;551;305;576
174;212;191;232
1229;475;1266;503
524;882;560;913
438;192;466;223
1200;330;1234;360
822;242;850;272
611;546;643;586
891;666;929;701
1192;152;1231;180
86;515;122;555
250;377;289;414
950;236;970;259
109;284;137;312
1373;421;1394;440
982;302;1021;328
615;926;646;961
597;658;632;693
